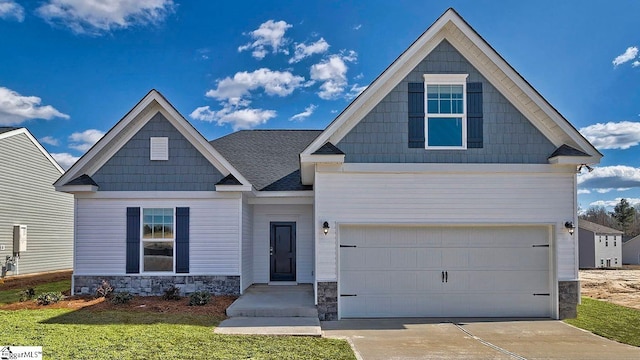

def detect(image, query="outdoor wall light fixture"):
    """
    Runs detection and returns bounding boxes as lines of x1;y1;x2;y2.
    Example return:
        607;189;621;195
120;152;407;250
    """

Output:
564;221;575;235
322;221;330;235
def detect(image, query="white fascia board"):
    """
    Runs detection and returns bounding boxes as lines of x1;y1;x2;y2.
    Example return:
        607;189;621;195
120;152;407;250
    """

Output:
252;190;314;198
334;163;575;174
215;185;253;192
300;154;345;163
1;128;65;174
74;190;241;199
248;197;314;205
55;185;98;193
548;156;597;165
301;162;315;185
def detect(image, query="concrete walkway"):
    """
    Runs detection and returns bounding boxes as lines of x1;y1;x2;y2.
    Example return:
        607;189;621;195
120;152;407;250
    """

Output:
215;284;321;336
322;318;640;359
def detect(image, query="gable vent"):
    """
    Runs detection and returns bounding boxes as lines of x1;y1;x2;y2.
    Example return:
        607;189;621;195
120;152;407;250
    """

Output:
150;137;169;160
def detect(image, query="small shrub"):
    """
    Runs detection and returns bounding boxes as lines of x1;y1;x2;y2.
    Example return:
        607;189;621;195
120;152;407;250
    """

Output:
162;285;181;301
96;279;114;298
189;291;211;306
36;292;64;305
19;288;36;302
111;292;133;305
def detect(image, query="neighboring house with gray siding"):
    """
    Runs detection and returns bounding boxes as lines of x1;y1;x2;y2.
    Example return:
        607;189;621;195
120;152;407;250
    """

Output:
623;235;640;265
578;220;623;268
0;127;74;277
55;8;601;320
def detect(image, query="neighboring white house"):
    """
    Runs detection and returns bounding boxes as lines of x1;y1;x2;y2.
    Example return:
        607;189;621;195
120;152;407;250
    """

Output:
623;235;640;265
0;127;74;277
578;220;623;268
55;9;601;320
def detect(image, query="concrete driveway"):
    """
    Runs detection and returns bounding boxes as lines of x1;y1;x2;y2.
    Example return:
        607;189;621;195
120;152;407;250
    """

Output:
322;318;640;360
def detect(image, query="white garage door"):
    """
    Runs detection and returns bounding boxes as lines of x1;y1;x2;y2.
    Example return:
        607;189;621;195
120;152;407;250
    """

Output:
339;225;551;318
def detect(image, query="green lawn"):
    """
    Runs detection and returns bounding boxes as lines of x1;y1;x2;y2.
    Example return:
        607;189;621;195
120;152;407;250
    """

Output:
0;280;70;305
565;297;640;347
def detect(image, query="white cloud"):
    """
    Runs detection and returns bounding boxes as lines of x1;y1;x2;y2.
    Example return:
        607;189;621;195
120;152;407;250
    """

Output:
190;105;276;131
590;198;640;208
289;38;330;64
310;51;358;100
612;46;638;67
346;84;367;99
238;20;292;59
68;129;105;152
0;0;24;21
353;24;362;30
51;152;79;170
290;104;317;121
577;189;591;195
206;68;306;103
40;136;60;146
579;121;640;150
36;0;175;35
634;61;640;68
0;87;69;125
578;165;640;190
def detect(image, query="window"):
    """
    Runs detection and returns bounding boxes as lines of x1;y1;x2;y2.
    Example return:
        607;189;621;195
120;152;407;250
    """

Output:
606;241;608;247
615;258;618;265
599;236;602;243
424;74;468;148
150;137;169;160
142;208;174;272
614;239;617;246
600;259;604;267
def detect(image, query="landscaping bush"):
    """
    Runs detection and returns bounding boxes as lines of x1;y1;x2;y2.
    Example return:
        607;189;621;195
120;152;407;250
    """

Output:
19;288;36;302
111;292;133;305
162;285;181;301
96;279;113;298
189;291;211;306
36;292;64;305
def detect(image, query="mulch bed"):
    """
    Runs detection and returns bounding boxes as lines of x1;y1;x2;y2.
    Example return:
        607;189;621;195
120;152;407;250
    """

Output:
0;270;72;291
0;294;236;316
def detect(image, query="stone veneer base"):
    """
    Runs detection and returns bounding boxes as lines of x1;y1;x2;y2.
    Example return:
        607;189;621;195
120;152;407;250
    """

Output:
73;275;240;296
317;281;338;321
558;280;579;319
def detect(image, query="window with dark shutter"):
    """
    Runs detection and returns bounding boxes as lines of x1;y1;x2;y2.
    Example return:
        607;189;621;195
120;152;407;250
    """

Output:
126;207;140;274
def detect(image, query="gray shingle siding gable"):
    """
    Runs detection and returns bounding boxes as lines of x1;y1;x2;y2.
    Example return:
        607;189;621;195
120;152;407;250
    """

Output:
92;112;224;191
337;40;557;163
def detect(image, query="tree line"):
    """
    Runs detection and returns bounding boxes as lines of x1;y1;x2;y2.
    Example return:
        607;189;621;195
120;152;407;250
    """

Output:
580;198;640;239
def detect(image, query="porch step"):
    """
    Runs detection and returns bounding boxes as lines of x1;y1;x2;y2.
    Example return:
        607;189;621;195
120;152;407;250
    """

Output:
214;317;321;336
226;284;318;318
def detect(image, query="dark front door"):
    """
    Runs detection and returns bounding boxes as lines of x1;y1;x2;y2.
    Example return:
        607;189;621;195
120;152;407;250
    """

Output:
270;222;296;281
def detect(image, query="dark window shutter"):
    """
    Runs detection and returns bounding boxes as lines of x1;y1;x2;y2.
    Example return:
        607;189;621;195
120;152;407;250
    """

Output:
467;82;483;148
175;207;190;273
126;207;140;274
408;82;425;148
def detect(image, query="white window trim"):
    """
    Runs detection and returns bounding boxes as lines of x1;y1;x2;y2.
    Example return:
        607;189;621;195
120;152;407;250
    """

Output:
423;73;469;150
140;207;176;274
150;137;169;160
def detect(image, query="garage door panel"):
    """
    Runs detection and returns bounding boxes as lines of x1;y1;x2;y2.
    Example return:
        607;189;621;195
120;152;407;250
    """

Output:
339;225;551;318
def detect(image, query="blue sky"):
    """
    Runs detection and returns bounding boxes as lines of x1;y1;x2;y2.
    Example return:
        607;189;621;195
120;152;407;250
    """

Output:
1;0;639;212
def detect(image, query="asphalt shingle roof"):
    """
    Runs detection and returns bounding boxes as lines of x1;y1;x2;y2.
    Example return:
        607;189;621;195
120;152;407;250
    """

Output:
0;127;20;135
313;142;345;155
65;174;99;186
210;130;322;191
578;219;623;235
549;144;590;158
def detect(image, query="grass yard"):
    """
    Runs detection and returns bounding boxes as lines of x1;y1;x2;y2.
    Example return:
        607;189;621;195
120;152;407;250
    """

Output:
0;279;70;305
565;297;640;347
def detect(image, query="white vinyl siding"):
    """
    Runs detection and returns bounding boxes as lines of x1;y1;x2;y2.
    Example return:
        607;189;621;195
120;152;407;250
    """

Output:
252;204;314;284
74;195;241;275
315;169;575;281
0;132;74;275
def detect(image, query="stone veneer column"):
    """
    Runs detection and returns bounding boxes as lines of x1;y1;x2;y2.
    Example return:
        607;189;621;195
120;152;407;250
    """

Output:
558;280;579;319
317;281;338;320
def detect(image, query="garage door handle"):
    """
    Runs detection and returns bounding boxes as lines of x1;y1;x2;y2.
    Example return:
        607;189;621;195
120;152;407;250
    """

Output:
445;271;448;283
533;293;550;296
340;294;357;297
441;271;445;283
340;245;357;248
532;244;549;247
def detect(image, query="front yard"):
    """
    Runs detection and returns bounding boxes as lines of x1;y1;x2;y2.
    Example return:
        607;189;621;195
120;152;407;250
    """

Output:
0;276;355;360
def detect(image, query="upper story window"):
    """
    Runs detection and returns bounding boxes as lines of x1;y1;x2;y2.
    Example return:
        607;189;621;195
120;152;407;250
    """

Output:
150;137;169;160
424;74;468;149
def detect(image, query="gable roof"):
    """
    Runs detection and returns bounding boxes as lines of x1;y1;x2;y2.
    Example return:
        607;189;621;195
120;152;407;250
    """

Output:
624;234;640;245
55;89;251;190
0;127;65;174
578;219;623;235
301;8;601;165
210;130;321;191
